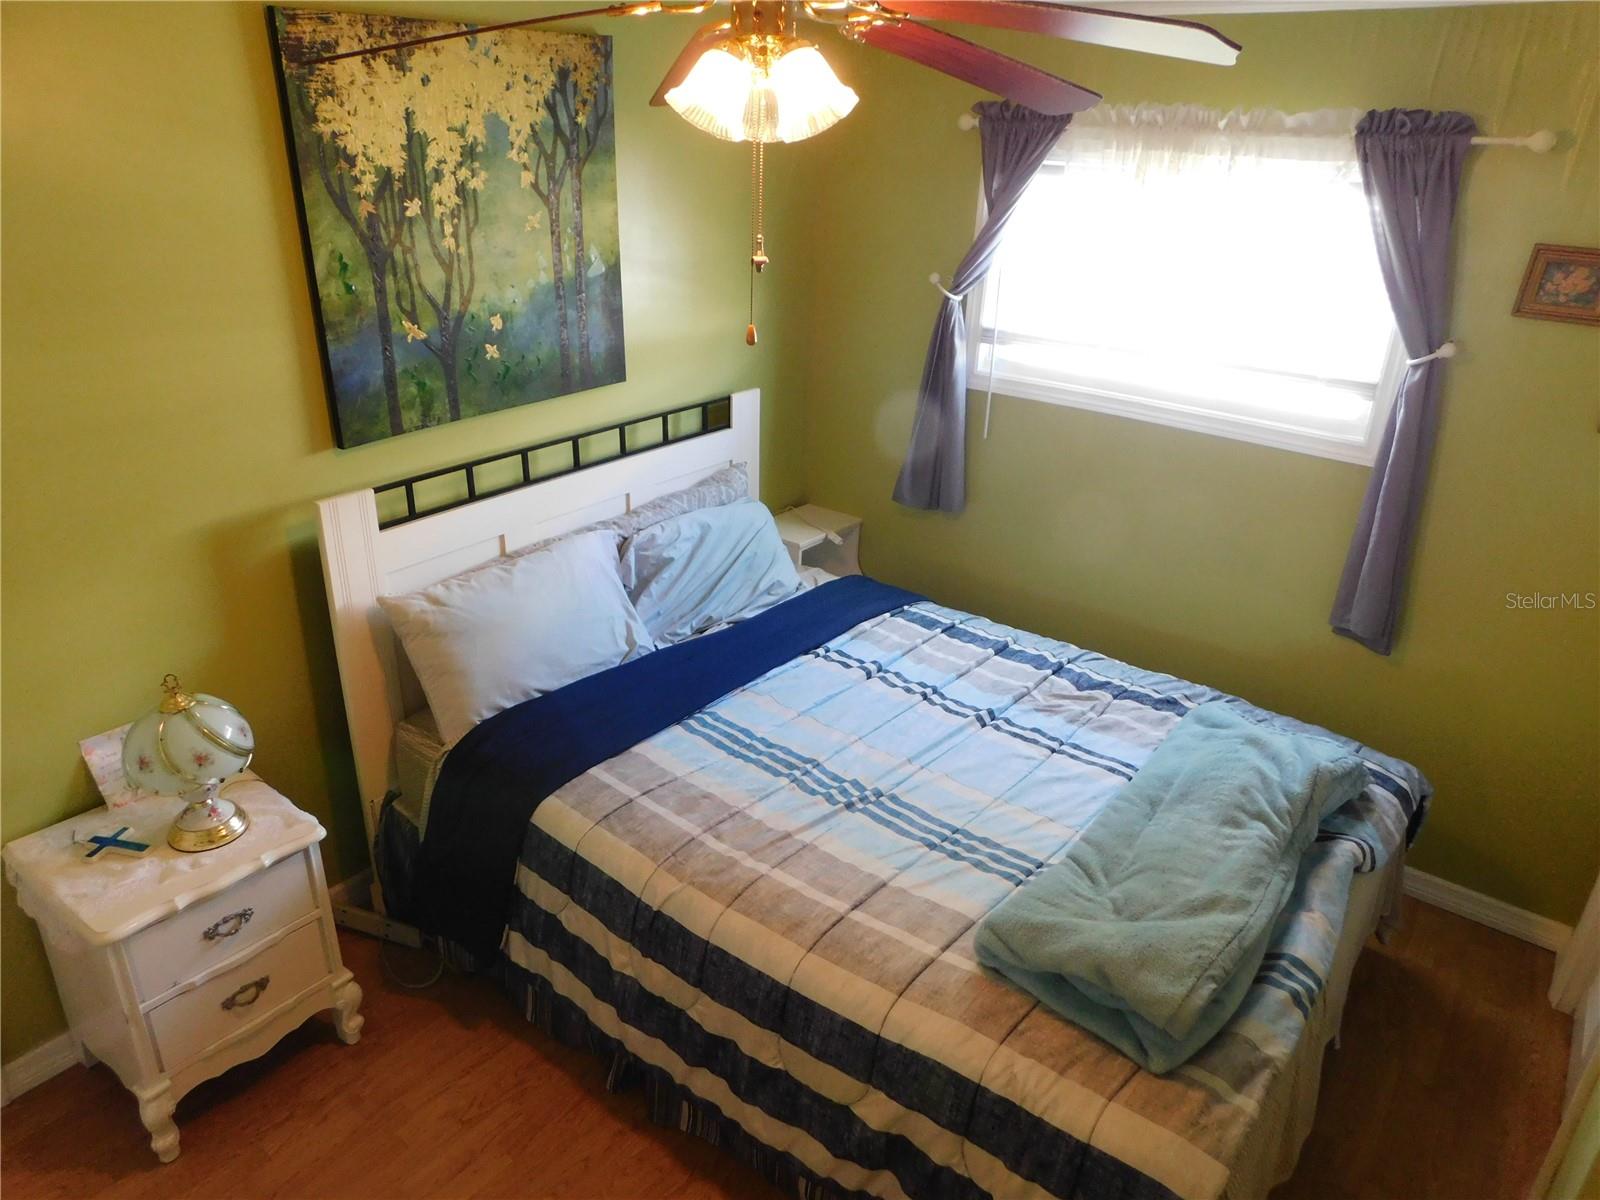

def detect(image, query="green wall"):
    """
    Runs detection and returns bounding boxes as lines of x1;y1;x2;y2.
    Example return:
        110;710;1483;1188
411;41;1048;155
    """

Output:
3;1;1597;1064
787;4;1599;924
0;1;806;1060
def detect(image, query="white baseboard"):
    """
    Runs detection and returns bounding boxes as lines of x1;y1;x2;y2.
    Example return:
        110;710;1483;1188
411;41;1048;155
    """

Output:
1404;867;1573;952
327;867;373;909
1;1033;78;1106
326;867;422;948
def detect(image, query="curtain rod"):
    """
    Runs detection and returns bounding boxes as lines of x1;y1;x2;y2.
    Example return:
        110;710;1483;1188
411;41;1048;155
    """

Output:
953;112;1557;150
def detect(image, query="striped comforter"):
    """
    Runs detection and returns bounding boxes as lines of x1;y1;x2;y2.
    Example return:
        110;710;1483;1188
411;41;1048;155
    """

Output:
500;597;1425;1200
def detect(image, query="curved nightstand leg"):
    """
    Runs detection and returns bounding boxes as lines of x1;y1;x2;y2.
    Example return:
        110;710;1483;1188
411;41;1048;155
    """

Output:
332;973;364;1045
137;1083;180;1163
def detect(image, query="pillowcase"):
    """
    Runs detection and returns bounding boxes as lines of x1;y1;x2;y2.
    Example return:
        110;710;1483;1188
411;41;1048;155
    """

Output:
621;498;802;646
598;462;748;543
379;529;652;746
500;465;747;568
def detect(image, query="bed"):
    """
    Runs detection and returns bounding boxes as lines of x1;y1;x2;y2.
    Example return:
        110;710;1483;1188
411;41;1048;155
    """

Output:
316;390;1427;1200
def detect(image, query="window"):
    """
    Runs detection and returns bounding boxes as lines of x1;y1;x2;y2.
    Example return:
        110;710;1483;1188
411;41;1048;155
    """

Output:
970;106;1401;463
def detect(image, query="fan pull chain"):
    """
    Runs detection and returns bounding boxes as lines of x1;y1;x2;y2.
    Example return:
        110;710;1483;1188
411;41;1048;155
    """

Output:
747;139;768;347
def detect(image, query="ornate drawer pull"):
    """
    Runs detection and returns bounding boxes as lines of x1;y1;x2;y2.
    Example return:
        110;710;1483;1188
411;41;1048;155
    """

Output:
203;908;254;941
221;976;270;1011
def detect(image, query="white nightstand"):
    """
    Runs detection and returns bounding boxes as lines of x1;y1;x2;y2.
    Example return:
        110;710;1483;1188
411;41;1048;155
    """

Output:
2;777;363;1163
775;504;862;577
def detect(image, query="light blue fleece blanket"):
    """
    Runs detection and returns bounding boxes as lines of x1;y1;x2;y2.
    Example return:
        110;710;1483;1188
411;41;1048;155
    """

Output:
974;701;1368;1073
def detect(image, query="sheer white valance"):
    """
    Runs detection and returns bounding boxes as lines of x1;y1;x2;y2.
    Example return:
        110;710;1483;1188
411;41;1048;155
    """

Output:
1063;104;1366;176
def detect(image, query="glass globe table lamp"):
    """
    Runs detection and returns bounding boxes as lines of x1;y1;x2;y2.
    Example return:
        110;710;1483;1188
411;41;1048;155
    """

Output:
123;675;255;852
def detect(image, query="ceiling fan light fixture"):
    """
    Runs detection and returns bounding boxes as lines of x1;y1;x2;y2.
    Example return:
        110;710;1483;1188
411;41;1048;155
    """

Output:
664;36;856;144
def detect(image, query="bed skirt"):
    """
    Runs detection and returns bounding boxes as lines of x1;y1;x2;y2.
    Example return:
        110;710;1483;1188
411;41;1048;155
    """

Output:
504;957;874;1200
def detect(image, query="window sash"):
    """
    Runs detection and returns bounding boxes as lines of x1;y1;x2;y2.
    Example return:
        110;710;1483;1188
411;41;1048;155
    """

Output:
968;328;1404;465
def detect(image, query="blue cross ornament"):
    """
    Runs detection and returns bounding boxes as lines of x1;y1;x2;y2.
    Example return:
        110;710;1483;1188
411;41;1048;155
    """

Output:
81;826;152;859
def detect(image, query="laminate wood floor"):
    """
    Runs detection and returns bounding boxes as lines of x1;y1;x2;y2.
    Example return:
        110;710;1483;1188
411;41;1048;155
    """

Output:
1;896;1569;1200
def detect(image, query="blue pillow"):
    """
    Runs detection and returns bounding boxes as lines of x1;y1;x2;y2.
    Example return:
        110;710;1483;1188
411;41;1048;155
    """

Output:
621;499;802;645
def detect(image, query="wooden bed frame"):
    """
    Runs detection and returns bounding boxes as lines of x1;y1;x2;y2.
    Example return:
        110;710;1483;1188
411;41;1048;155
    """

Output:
314;389;762;869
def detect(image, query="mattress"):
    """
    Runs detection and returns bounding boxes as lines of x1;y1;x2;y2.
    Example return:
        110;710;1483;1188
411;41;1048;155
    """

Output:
393;708;446;832
407;580;1426;1200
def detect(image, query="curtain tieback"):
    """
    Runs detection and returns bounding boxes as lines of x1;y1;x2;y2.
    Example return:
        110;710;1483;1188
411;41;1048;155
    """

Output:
1407;340;1457;366
928;272;961;302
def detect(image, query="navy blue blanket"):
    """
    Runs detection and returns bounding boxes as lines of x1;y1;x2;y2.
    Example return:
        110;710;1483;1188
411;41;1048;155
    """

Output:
416;575;921;960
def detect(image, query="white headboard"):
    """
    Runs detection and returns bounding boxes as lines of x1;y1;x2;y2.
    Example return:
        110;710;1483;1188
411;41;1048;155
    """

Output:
315;389;760;857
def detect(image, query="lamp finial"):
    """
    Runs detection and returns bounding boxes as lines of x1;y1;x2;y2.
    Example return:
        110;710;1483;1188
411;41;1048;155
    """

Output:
158;674;196;715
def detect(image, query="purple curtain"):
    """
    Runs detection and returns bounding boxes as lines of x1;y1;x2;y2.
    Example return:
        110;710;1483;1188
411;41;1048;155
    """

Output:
1330;108;1477;654
893;102;1072;513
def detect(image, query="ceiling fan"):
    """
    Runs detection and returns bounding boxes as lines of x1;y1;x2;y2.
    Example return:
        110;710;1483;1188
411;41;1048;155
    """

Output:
308;1;1241;343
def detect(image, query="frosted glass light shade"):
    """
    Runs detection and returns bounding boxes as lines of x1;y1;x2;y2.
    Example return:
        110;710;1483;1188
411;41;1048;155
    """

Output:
766;46;857;143
124;692;254;795
664;41;857;144
663;48;755;142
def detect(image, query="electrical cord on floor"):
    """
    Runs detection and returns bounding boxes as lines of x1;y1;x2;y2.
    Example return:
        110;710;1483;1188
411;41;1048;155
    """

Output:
378;930;446;989
371;811;446;989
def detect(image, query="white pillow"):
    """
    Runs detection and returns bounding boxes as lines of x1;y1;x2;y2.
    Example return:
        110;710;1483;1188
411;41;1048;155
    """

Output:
378;530;653;746
621;499;802;646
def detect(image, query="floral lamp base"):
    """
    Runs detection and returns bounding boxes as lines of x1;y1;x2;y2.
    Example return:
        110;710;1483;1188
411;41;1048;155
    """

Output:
168;791;249;853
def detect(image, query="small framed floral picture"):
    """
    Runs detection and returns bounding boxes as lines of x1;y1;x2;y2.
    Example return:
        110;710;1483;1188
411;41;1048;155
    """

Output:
1512;244;1600;326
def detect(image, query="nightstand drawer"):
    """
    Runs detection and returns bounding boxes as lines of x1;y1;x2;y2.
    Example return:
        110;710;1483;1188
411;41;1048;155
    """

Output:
128;852;317;1000
147;918;330;1071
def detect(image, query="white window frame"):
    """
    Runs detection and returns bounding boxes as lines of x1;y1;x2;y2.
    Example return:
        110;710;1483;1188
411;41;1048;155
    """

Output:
964;159;1403;467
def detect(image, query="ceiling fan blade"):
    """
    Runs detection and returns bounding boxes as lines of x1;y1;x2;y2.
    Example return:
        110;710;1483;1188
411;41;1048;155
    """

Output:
299;4;660;67
650;18;736;105
852;20;1101;115
881;1;1240;66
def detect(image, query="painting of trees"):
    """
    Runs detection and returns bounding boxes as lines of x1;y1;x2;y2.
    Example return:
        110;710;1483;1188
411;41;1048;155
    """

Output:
270;8;627;447
506;36;612;394
566;40;614;390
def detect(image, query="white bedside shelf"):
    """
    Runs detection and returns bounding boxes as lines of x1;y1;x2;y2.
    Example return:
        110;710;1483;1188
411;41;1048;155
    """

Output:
776;504;862;577
2;778;363;1163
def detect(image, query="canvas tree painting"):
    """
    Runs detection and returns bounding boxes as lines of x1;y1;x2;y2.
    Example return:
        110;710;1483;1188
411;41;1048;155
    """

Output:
270;8;626;447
